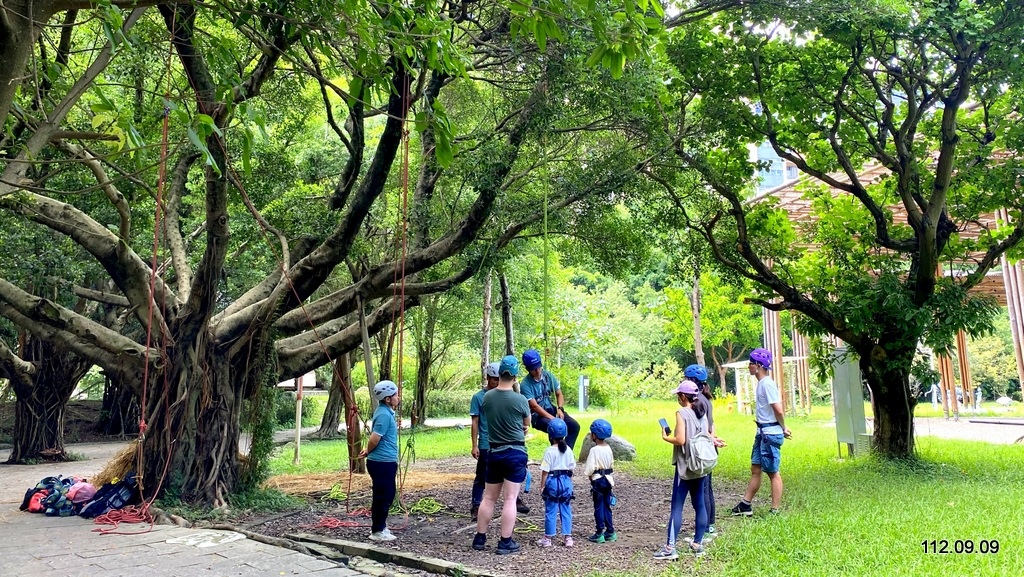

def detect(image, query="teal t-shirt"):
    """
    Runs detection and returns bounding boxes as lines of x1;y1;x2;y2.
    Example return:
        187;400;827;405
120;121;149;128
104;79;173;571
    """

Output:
470;388;490;450
519;369;560;412
481;388;530;454
367;404;399;463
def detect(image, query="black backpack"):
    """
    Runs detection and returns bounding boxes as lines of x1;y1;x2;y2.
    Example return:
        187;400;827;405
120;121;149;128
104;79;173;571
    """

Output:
79;472;140;519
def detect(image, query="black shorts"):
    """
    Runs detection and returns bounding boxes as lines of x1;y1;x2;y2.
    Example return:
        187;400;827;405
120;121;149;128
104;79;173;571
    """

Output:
485;449;528;484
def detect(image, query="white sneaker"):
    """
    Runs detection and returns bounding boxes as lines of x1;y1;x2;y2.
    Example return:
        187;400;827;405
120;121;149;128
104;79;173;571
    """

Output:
369;529;397;542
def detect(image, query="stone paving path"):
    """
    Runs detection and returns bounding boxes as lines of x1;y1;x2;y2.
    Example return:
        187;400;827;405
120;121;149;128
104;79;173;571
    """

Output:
0;503;364;577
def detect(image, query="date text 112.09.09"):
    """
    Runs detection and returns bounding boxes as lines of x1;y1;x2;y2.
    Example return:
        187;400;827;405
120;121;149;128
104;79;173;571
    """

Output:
922;540;999;554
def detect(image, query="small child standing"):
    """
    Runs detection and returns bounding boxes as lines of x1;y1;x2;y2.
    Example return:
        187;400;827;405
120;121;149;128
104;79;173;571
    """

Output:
584;418;617;543
538;418;575;548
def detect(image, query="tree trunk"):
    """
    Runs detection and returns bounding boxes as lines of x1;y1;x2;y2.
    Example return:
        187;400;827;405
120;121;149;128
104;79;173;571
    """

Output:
337;352;365;473
0;1;50;127
139;342;245;505
860;347;916;459
499;273;515;355
413;299;437;426
6;338;90;463
690;276;705;367
481;270;492;384
96;374;140;436
311;362;344;439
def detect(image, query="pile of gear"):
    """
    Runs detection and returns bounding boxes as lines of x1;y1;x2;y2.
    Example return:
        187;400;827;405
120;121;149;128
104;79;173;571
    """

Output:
19;472;139;518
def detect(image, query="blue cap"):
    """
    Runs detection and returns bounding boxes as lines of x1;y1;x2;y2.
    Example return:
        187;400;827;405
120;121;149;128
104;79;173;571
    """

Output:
522;349;542;370
499;355;519;377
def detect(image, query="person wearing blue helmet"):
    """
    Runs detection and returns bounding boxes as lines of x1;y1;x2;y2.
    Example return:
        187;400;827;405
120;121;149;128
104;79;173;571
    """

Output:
474;355;532;555
519;349;582;449
537;418;576;548
683;364;726;536
731;348;792;517
584;418;617;543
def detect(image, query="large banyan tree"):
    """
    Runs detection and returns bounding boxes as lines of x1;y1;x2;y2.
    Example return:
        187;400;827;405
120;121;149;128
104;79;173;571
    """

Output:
0;0;673;500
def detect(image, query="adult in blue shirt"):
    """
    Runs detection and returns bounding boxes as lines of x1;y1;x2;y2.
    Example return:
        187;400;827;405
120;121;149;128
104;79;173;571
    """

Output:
519;349;581;449
359;380;400;542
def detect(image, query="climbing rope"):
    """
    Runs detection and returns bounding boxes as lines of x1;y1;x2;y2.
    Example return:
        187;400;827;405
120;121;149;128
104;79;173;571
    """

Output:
91;504;155;535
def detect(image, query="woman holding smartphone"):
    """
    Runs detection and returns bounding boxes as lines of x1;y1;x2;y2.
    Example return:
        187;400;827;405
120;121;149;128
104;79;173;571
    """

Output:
653;380;710;560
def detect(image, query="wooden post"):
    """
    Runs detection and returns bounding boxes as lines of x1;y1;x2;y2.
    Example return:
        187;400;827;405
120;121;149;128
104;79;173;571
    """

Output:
293;377;302;465
999;212;1024;399
955;330;974;410
482;270;493;386
358;297;378;387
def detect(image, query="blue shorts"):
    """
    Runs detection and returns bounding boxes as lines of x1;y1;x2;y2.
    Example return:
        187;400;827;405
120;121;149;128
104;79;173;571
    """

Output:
485;449;528;484
751;432;784;473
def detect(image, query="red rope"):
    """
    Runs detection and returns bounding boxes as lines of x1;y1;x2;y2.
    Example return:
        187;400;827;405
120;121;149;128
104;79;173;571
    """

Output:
91;504;155;535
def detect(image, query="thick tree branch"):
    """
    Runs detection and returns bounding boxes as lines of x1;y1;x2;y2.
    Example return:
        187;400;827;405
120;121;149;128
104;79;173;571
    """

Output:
0;337;36;381
164;152;201;300
53;139;132;241
0;192;174;338
0;278;156;369
0;7;147;198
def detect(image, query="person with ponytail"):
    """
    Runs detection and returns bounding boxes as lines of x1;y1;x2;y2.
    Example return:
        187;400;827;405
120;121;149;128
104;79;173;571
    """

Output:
654;380;710;560
537;417;576;548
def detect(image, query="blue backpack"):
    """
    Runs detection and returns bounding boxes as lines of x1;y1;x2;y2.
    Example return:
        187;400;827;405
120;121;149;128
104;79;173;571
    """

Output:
79;472;139;519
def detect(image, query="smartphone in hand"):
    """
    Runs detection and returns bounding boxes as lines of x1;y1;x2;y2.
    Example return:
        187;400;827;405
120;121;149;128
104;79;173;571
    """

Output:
659;418;670;435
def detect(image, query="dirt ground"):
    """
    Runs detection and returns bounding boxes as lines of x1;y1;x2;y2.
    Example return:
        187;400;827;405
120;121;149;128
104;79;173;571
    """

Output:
250;456;744;577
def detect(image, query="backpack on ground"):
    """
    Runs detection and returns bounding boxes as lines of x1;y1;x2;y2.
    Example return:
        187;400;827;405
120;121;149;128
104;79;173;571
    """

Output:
682;430;719;480
79;471;139;519
20;475;74;514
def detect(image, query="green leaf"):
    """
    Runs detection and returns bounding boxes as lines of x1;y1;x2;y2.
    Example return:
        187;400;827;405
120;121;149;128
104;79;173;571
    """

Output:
586;46;607;68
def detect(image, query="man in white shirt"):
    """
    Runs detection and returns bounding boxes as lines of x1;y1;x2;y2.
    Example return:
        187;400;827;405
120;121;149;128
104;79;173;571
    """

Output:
731;348;792;516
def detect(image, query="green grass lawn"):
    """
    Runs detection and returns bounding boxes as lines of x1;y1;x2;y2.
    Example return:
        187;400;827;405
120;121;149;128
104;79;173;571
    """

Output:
269;400;1023;576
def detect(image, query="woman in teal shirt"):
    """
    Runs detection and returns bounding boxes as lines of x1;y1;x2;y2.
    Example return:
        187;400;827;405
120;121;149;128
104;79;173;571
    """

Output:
359;380;400;541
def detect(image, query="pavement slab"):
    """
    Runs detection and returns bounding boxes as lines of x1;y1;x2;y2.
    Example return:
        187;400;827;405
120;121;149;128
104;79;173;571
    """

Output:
0;504;371;577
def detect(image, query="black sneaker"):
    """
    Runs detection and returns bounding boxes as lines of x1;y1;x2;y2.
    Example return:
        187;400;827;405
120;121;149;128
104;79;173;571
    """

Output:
496;538;521;555
730;501;753;516
516;497;530;514
472;532;487;550
587;533;605;543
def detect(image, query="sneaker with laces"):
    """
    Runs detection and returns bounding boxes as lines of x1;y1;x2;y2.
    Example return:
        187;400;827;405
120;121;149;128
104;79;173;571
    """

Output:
496;538;521;555
730;501;753;516
689;542;706;557
472;532;487;550
536;536;552;548
769;508;781;515
564;536;574;548
369;529;396;542
604;532;618;542
653;545;678;560
587;533;605;543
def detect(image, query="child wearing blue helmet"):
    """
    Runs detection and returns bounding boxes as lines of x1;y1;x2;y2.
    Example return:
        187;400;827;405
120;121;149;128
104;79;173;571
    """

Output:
584;418;617;543
683;364;725;536
537;417;576;548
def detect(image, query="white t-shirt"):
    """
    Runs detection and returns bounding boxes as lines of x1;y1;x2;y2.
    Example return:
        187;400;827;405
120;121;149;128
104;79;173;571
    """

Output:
755;375;783;435
584;444;615;486
541;444;577;473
